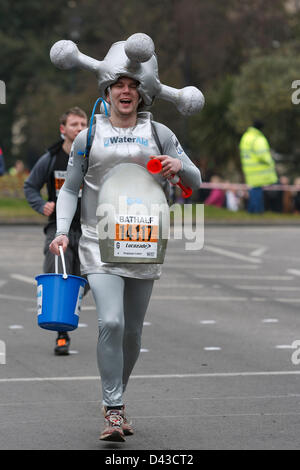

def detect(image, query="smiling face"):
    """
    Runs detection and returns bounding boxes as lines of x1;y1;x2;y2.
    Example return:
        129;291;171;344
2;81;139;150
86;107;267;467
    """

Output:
107;77;141;118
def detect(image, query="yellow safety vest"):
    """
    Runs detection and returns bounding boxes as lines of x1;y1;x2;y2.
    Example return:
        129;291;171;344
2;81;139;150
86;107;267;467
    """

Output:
239;127;277;187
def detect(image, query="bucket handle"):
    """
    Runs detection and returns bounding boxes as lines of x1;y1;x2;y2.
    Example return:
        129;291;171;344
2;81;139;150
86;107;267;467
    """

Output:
55;246;68;279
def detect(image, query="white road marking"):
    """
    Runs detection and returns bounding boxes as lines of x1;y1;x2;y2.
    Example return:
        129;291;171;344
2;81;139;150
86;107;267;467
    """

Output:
164;255;216;261
133;411;300;418
2;370;300;383
78;323;88;328
195;274;293;280
10;274;36;285
165;264;259;270
0;294;35;302
208;238;265;249
262;319;279;323
140;348;149;352
1;262;42;268
276;345;295;349
250;247;267;257
8;325;24;330
1;393;300;407
200;320;217;324
204;347;221;351
143;322;152;326
3;293;298;304
189;393;300;401
287;269;300;277
236;285;300;291
154;284;203;288
152;296;248;301
153;295;298;302
204;245;262;264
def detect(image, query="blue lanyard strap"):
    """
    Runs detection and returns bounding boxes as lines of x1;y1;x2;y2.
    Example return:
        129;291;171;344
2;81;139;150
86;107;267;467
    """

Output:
84;97;108;157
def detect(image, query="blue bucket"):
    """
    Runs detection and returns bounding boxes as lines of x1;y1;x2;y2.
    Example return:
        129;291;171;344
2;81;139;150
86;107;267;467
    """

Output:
35;248;87;331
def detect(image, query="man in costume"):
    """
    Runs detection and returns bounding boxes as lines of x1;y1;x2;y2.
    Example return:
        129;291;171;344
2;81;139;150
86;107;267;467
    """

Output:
49;33;204;441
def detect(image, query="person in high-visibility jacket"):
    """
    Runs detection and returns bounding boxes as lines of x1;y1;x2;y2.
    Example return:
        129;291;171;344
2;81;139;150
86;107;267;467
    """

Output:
239;121;277;213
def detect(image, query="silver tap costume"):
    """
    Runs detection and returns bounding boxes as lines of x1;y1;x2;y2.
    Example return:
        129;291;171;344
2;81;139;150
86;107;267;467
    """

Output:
50;32;204;411
55;112;201;406
56;111;201;279
57;112;201;406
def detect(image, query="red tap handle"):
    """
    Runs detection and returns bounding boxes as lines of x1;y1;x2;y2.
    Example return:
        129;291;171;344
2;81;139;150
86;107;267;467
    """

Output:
147;157;193;199
177;181;193;199
147;158;162;174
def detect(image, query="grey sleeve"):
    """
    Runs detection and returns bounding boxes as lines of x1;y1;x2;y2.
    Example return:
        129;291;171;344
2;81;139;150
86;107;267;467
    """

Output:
153;121;202;189
23;152;52;215
56;130;88;236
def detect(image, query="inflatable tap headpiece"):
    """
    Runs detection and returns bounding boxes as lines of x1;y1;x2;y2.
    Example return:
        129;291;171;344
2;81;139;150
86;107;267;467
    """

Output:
50;33;205;115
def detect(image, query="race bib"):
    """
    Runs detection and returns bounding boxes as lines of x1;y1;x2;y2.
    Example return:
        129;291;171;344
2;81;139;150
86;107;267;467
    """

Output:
114;214;159;259
54;170;82;197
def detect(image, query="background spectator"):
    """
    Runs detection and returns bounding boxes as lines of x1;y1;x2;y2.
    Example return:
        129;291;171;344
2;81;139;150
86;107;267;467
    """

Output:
9;160;29;177
0;146;5;176
293;177;300;214
224;181;245;212
204;175;225;208
278;176;293;214
239;120;277;214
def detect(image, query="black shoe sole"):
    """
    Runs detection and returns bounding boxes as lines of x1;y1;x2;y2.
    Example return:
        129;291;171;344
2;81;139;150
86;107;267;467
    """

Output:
123;427;134;436
54;347;69;356
99;430;126;442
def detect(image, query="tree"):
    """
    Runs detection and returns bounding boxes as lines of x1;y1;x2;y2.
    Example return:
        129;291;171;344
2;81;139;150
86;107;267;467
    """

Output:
0;0;298;174
0;0;69;167
227;50;300;161
189;76;241;178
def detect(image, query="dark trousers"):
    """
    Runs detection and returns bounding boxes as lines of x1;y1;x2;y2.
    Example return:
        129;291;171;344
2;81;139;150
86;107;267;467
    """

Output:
248;187;264;213
43;224;82;276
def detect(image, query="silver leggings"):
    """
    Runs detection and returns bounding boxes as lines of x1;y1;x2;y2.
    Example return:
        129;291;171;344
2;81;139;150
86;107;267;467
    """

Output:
87;273;154;407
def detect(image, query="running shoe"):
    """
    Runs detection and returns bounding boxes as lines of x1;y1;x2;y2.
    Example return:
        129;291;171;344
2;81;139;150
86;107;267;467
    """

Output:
54;332;70;356
99;409;125;442
121;405;134;436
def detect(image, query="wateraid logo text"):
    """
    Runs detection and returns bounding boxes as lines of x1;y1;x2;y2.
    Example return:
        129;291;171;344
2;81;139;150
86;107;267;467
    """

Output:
104;136;148;147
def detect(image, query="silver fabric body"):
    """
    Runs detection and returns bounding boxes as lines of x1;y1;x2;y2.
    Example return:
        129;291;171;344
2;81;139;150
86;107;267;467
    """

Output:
79;112;164;279
88;273;153;407
97;163;169;264
55;112;201;407
56;114;202;252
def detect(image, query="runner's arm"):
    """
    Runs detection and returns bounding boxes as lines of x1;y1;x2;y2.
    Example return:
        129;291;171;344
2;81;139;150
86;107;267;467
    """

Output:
55;130;88;236
24;152;52;214
153;122;201;189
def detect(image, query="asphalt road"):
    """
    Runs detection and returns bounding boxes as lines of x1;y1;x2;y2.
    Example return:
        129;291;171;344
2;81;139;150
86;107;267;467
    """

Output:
0;224;300;450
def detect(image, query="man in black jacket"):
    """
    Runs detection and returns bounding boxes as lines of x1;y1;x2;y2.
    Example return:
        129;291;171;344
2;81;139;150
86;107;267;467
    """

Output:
24;107;88;355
